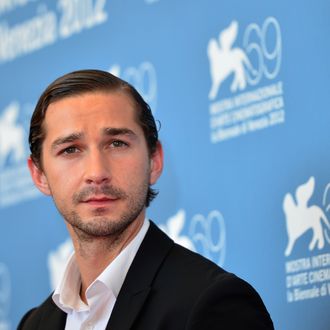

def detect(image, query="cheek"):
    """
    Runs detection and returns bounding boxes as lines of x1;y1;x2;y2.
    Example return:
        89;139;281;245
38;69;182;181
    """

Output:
44;165;79;199
117;157;151;184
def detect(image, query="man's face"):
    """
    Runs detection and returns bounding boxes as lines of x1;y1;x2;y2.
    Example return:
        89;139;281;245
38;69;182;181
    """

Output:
28;91;163;239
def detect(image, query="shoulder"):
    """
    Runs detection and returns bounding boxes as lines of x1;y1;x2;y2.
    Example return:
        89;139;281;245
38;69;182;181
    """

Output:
17;308;38;330
147;222;234;291
148;221;223;274
149;227;274;329
17;294;66;330
163;239;227;281
185;272;274;329
17;294;54;329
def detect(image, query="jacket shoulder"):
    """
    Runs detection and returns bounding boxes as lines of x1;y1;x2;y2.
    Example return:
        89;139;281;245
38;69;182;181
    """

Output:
155;243;274;329
185;273;274;329
163;240;227;282
142;224;274;329
17;294;66;330
17;307;38;330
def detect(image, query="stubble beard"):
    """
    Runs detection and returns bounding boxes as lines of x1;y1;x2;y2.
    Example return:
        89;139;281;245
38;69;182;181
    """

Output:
57;181;149;243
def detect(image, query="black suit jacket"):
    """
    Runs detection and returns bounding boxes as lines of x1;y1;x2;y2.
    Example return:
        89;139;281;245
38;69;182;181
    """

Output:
18;221;274;329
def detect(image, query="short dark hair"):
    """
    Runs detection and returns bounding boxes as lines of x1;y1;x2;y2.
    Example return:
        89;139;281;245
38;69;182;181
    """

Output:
29;69;159;206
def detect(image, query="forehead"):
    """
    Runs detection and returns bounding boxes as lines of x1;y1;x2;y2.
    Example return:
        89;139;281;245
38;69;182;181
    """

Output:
43;91;141;137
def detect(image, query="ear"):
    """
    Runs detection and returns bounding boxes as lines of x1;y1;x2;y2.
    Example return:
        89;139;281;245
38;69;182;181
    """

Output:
27;157;51;196
149;142;163;185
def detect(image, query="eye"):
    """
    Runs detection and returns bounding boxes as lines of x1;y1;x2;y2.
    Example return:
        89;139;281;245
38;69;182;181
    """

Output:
110;140;128;148
61;146;80;154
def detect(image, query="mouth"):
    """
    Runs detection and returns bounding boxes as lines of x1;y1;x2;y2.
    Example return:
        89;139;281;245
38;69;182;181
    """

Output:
82;196;119;207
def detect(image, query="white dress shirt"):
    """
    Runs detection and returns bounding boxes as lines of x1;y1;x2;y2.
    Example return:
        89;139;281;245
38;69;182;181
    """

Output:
52;219;150;330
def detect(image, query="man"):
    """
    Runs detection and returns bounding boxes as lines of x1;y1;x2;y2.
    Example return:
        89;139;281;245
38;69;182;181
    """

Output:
18;69;274;329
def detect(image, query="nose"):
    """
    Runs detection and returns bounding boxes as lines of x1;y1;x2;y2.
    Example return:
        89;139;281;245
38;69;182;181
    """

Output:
84;150;110;185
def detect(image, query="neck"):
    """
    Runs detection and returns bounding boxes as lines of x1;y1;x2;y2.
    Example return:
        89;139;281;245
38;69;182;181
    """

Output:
67;216;145;304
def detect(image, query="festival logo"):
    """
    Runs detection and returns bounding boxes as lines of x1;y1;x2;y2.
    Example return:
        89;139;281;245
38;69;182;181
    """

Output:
283;177;330;303
0;0;109;64
0;102;25;168
0;262;10;330
159;209;195;251
283;177;330;256
207;17;285;143
109;62;158;112
0;101;39;208
160;209;226;266
48;238;73;290
208;21;254;99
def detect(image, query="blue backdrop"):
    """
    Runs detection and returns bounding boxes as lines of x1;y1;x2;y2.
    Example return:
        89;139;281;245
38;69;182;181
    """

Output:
1;1;330;329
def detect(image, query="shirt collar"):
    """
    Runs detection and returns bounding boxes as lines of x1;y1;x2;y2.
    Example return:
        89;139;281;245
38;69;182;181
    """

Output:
52;219;150;313
97;218;149;298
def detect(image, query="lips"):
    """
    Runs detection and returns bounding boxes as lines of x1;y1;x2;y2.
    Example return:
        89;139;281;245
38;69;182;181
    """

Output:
82;196;118;206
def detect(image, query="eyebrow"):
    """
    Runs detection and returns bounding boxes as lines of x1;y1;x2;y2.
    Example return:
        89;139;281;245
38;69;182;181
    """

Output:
51;132;84;151
103;127;137;138
51;128;137;151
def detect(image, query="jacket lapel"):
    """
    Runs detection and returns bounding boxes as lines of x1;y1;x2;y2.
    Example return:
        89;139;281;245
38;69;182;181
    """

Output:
106;221;173;330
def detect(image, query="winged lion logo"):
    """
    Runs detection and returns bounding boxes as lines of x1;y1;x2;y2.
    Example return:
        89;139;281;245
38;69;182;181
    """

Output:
207;21;256;100
283;177;330;256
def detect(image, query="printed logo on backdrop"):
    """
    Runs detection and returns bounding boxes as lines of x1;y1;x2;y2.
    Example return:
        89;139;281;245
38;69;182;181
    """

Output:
0;263;11;330
48;238;73;290
0;0;109;64
207;17;284;143
0;102;39;208
283;177;330;303
160;209;226;266
47;209;226;289
109;62;158;112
